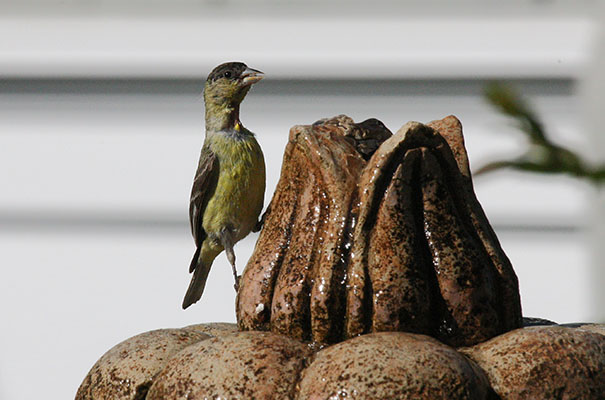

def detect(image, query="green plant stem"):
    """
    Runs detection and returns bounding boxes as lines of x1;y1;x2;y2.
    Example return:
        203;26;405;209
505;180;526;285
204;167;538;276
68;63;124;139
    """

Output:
477;83;605;185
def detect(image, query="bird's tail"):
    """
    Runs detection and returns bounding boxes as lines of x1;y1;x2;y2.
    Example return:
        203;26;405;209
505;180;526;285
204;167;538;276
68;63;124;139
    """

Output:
182;245;215;309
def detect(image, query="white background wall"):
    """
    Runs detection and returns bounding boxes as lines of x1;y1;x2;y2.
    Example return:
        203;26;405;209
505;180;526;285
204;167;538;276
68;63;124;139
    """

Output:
0;2;603;399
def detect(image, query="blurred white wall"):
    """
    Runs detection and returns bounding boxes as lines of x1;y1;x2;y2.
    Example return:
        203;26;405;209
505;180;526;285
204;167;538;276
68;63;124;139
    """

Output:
580;3;605;324
0;2;602;399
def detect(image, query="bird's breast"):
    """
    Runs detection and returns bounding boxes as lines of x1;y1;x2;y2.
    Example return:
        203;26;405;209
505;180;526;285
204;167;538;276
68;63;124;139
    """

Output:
203;132;266;241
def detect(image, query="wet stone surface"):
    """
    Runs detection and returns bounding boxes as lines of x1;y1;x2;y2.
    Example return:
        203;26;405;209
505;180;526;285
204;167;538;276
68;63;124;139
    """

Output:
297;331;496;400
77;115;605;399
461;326;605;400
522;317;557;327
75;329;209;400
146;331;312;400
237;115;522;347
237;115;367;344
576;323;605;336
344;117;393;159
77;324;605;400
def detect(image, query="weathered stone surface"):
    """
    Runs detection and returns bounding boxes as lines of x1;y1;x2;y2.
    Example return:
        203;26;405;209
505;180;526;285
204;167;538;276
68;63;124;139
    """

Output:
420;147;503;344
461;326;605;399
238;115;522;347
428;116;523;332
76;113;603;399
345;117;393;159
75;329;209;400
522;317;557;326
237;115;367;344
577;323;605;336
182;322;238;337
297;332;495;400
146;331;312;400
426;116;470;178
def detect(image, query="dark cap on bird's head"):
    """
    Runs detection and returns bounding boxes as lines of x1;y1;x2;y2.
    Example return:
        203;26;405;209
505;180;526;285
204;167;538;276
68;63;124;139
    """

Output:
204;61;264;109
204;62;264;131
207;62;264;86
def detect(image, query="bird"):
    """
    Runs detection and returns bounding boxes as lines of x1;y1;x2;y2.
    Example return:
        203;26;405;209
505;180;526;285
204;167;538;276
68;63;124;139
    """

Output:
182;62;266;309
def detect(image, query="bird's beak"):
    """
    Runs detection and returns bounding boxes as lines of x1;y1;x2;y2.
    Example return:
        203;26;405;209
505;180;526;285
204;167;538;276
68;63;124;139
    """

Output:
241;67;264;86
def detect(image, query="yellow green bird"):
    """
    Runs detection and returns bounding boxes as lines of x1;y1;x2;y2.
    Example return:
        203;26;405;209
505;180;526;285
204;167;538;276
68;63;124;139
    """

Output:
182;62;266;309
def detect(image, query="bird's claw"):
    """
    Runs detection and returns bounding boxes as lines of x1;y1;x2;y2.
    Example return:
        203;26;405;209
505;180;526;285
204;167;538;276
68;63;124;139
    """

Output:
233;275;241;292
252;206;271;233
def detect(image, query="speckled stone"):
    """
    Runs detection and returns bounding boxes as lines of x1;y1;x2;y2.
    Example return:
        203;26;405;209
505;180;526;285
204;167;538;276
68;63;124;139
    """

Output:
297;332;495;400
76;328;209;400
522;317;557;327
238;115;521;347
577;323;605;336
237;116;367;344
428;116;523;334
461;326;605;399
182;322;238;337
146;331;312;400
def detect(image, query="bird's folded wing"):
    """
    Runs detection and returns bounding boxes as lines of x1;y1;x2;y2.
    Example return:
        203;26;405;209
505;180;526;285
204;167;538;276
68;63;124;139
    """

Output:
189;146;219;246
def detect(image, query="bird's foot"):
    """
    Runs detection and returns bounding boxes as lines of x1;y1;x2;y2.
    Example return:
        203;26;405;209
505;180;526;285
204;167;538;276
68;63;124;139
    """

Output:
233;275;241;292
252;206;271;233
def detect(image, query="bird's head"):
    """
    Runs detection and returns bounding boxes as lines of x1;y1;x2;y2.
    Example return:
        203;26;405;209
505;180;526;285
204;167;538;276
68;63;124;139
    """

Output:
204;62;264;109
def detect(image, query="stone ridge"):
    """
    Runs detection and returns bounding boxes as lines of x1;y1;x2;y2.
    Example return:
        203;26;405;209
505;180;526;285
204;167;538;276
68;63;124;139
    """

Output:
237;115;522;347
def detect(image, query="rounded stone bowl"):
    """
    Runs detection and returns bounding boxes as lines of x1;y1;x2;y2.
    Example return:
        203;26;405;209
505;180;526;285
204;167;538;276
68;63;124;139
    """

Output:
76;323;605;400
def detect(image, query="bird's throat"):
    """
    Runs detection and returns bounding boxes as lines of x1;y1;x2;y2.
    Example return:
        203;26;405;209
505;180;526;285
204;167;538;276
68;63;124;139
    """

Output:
205;102;241;132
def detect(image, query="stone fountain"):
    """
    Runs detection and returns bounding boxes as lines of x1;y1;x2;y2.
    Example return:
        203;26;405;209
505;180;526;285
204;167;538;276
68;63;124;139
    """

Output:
76;116;605;400
237;115;521;348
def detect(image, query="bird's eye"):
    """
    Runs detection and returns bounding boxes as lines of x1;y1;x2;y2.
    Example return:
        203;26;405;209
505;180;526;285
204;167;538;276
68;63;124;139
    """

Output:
224;71;232;78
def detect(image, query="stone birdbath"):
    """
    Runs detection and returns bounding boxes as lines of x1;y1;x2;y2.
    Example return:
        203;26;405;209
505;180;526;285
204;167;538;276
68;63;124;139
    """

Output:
76;116;605;400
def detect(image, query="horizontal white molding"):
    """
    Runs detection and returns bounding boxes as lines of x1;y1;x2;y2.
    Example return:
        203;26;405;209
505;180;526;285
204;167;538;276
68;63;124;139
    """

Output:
0;15;595;79
0;208;585;235
0;0;597;16
0;78;588;224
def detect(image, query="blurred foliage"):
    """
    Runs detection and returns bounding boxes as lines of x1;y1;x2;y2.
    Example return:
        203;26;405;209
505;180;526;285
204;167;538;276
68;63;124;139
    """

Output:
476;83;605;185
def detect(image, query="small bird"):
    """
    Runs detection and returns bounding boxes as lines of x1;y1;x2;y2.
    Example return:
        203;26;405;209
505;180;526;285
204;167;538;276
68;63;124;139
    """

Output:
182;62;266;309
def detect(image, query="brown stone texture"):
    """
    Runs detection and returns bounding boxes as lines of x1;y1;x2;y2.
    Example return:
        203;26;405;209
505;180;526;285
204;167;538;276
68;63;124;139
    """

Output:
182;322;238;337
237;115;522;347
297;332;495;400
76;115;603;399
343;117;393;159
461;326;605;399
146;331;312;400
236;115;367;344
78;326;605;399
577;323;605;336
75;329;209;400
428;116;523;333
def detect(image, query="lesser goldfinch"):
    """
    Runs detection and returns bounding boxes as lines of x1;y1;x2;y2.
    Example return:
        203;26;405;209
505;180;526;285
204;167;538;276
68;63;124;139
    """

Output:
182;62;266;309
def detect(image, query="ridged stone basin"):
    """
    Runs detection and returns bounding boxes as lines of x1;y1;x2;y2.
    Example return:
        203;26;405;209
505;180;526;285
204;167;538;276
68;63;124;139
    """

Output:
76;116;605;400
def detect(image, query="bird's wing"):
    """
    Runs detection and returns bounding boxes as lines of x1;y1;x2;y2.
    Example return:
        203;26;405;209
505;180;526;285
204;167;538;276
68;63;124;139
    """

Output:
189;145;219;246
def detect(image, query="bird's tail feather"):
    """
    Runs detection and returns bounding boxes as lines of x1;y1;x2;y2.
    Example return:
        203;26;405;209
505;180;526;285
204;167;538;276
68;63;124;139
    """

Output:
182;248;212;309
189;246;201;273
